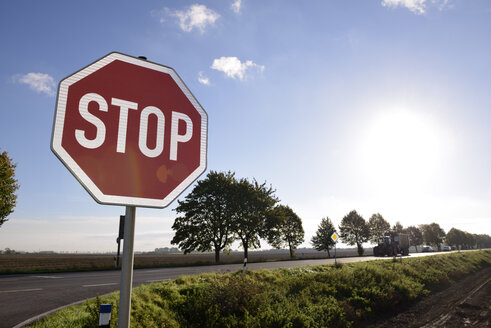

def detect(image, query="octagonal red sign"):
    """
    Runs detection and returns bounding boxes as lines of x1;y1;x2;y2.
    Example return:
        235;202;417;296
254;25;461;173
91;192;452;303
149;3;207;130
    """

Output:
51;52;207;208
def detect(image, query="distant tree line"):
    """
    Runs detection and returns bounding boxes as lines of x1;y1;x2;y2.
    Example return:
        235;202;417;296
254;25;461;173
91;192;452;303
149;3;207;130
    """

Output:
0;248;19;254
311;211;490;256
171;171;305;263
446;228;491;250
153;247;180;254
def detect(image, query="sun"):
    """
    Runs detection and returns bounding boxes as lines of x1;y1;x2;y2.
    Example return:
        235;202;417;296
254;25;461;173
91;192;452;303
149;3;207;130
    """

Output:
360;109;441;196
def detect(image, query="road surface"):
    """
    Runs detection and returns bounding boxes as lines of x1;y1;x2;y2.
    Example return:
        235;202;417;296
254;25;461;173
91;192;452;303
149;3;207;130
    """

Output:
0;252;448;328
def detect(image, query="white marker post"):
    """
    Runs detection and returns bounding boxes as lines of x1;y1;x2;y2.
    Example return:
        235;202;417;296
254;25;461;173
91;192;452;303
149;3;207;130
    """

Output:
118;206;136;328
99;304;112;327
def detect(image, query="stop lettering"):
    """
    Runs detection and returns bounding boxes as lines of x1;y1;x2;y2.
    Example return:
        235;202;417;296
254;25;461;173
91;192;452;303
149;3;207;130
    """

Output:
75;93;193;160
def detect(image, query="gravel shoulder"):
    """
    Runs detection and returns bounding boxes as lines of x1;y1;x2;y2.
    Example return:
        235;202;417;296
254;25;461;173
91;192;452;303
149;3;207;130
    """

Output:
360;266;491;328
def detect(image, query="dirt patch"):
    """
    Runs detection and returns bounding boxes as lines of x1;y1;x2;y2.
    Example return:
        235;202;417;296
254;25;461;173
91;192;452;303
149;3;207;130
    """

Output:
360;266;491;327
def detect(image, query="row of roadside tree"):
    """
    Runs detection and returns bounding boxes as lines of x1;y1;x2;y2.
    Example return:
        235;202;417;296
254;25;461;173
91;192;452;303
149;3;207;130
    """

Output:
311;212;491;256
171;171;490;263
171;171;304;263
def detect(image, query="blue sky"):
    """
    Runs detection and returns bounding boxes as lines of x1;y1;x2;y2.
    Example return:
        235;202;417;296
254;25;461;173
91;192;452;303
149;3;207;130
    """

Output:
1;0;490;252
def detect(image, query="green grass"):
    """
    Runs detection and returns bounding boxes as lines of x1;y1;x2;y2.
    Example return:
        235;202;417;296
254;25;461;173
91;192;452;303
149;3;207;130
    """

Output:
30;250;491;328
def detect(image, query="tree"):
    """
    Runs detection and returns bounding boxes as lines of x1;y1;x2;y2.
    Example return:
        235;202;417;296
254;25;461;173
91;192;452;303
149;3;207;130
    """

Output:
479;234;491;248
311;217;337;257
0;149;19;228
403;226;423;252
463;232;476;249
475;234;491;249
231;178;278;260
445;228;470;249
446;228;491;250
339;210;369;256
368;213;390;243
392;221;404;234
445;228;462;249
420;223;445;251
267;205;304;258
3;248;17;254
171;171;236;263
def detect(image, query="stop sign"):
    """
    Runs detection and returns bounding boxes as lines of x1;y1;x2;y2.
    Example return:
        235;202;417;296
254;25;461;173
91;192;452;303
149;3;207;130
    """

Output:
51;52;207;208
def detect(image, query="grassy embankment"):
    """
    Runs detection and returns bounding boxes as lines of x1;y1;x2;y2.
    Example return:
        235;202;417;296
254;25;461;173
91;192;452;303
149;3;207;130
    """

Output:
30;250;490;328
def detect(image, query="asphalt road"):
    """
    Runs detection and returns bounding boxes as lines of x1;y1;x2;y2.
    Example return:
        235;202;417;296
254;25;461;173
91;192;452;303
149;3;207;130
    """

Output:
0;252;446;328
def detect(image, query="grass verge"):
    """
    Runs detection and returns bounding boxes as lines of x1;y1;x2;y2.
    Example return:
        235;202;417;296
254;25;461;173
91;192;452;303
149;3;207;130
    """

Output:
29;250;491;328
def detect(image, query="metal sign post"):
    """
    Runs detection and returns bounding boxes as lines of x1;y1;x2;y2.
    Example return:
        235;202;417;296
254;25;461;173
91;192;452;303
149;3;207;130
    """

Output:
335;242;337;265
118;206;136;328
331;232;339;266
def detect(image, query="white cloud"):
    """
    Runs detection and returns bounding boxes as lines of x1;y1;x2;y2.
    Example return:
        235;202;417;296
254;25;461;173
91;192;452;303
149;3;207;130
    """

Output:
151;7;170;24
433;0;451;11
198;72;210;85
381;0;426;14
231;0;242;14
13;72;56;96
211;56;264;80
381;0;450;14
173;4;220;33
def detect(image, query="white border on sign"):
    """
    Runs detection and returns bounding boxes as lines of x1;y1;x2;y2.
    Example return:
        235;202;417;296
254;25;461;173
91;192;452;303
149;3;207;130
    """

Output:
51;52;208;208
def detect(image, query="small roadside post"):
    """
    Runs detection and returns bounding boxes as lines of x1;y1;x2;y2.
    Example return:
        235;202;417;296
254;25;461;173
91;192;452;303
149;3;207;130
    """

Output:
331;232;339;266
51;52;208;327
242;257;247;273
99;304;112;328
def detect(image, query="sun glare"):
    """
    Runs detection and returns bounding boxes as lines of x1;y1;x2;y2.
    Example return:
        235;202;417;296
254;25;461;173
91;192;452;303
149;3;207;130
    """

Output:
360;109;441;196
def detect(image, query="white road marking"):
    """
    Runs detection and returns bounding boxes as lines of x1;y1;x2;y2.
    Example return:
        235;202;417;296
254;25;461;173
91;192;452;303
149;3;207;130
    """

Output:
82;283;118;288
0;288;43;293
33;276;63;279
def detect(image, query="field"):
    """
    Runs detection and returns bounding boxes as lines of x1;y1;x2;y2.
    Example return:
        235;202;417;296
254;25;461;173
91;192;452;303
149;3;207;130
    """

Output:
0;248;364;274
28;250;491;328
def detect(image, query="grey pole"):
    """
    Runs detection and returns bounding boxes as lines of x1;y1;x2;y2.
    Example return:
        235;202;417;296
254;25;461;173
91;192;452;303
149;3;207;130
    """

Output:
118;206;136;328
334;243;337;266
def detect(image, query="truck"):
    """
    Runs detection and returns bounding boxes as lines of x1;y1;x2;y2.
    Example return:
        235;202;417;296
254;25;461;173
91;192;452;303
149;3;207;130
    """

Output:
373;232;410;256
